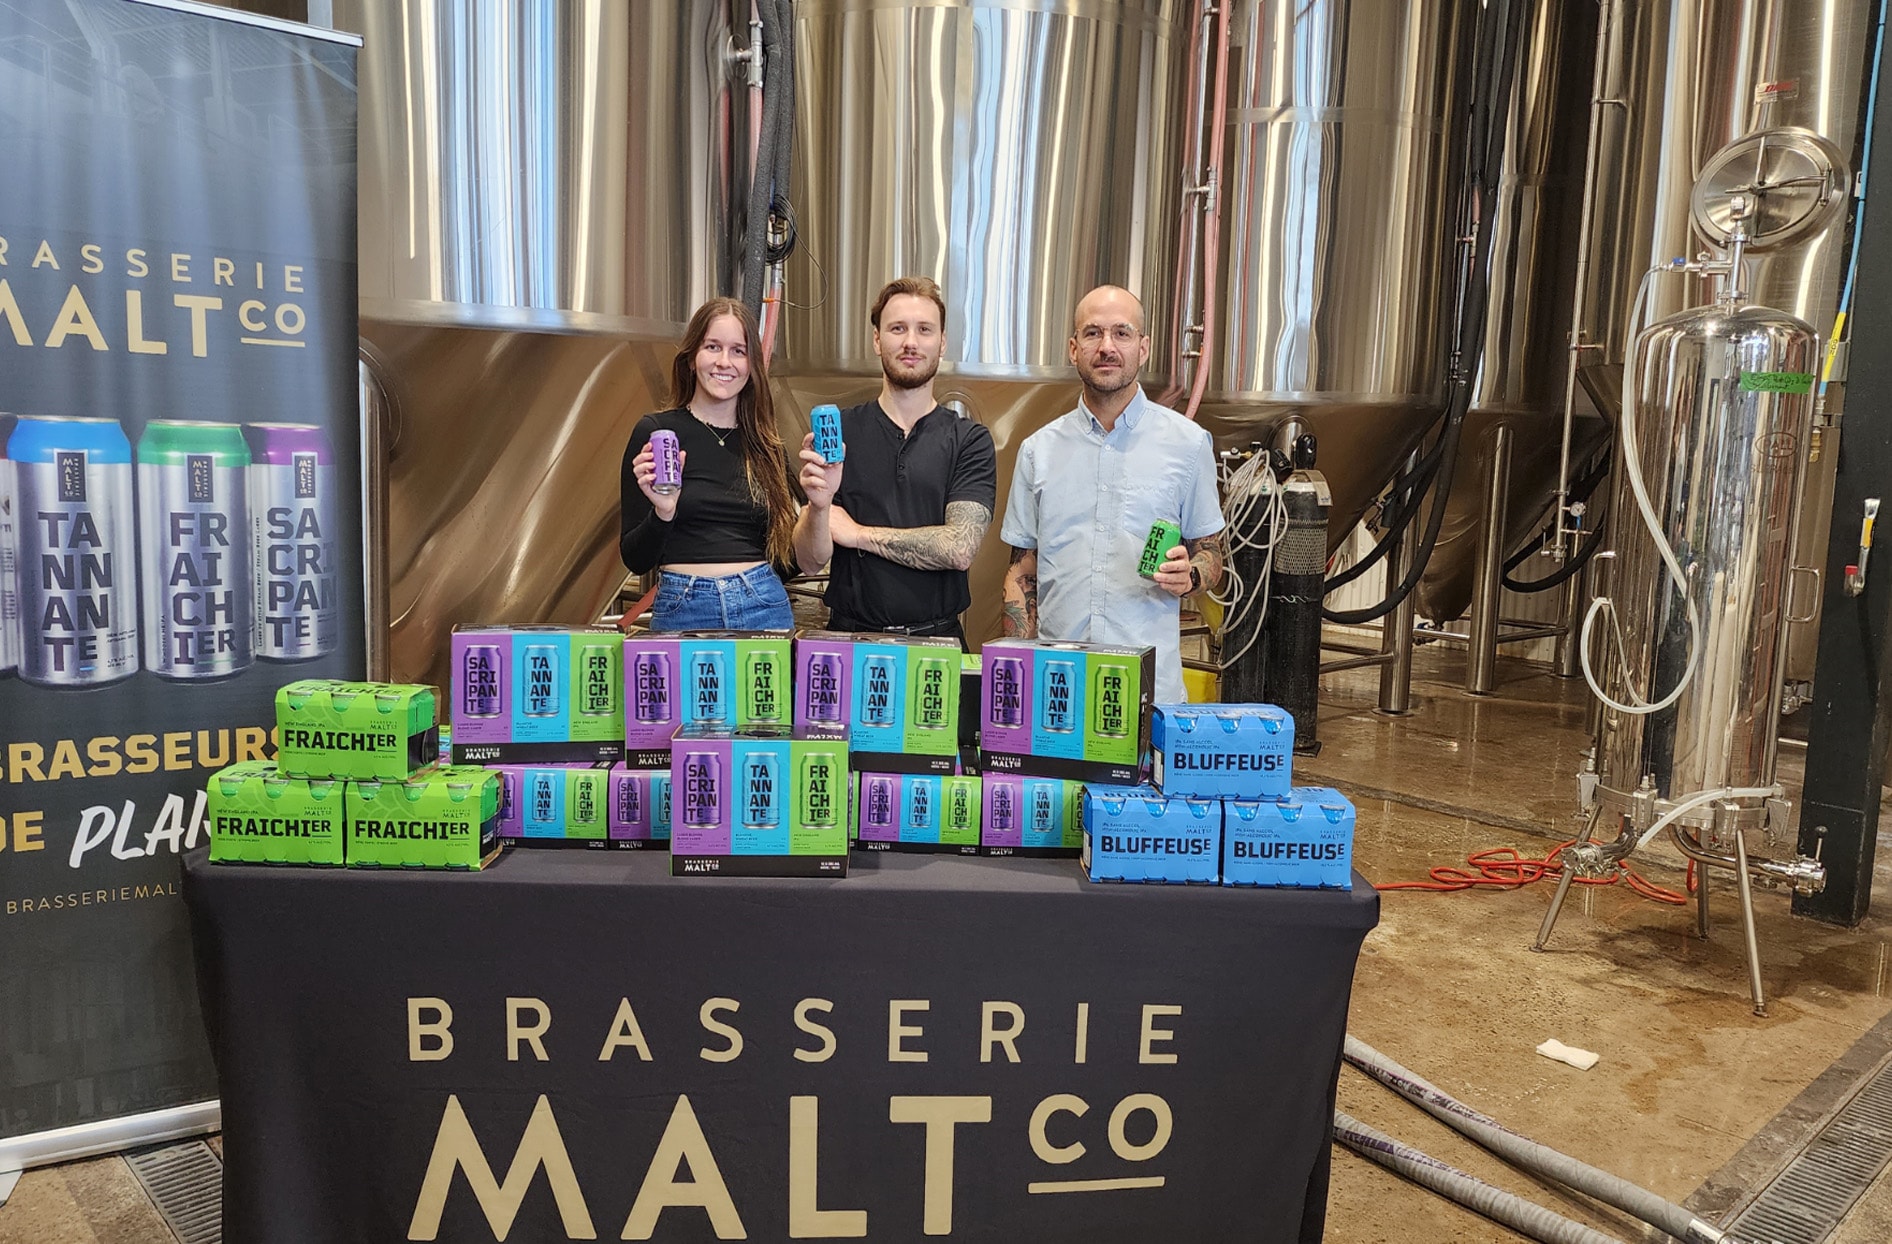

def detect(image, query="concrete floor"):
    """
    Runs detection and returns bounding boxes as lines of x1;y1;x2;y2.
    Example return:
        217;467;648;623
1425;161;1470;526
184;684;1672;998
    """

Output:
4;646;1892;1242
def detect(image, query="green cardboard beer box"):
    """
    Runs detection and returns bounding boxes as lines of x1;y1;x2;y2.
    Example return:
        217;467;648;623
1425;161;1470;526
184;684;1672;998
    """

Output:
205;760;345;866
346;764;502;869
276;679;440;781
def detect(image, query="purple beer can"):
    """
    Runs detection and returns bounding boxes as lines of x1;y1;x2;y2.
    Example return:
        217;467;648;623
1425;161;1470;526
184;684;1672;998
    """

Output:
988;656;1026;728
633;650;672;724
804;652;846;723
988;782;1017;834
863;774;897;834
649;429;682;495
246;423;336;661
462;644;504;718
682;751;723;829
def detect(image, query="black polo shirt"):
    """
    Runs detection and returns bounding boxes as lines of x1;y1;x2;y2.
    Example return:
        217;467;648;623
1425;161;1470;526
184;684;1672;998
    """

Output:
825;400;998;629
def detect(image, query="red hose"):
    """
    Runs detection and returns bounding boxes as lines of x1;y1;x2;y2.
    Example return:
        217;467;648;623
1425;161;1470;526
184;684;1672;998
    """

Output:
1375;840;1694;906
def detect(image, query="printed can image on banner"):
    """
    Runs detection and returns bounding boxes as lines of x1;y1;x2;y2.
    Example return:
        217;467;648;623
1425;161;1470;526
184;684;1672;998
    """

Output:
0;0;361;1147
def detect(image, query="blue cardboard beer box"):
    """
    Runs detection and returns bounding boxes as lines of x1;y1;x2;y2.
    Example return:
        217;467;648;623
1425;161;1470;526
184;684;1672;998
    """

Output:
1082;785;1221;883
1222;787;1355;889
1150;703;1293;800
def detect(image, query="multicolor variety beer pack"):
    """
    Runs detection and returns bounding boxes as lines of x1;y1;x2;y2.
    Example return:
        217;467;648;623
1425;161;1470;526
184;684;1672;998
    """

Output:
979;774;1085;856
0;414;337;686
623;632;792;767
793;631;960;773
978;639;1153;783
450;625;625;764
669;726;850;876
855;772;981;854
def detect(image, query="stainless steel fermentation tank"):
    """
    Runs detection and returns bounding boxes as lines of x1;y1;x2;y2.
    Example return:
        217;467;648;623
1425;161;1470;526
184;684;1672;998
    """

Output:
339;0;1479;676
1419;0;1871;629
1535;138;1848;1015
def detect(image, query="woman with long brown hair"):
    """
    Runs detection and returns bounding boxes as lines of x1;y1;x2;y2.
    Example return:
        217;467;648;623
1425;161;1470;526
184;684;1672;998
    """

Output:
620;297;799;630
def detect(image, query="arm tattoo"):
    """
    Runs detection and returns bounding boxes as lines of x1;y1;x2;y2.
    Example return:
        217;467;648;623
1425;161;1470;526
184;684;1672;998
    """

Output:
1002;545;1039;637
1185;530;1227;592
854;501;992;572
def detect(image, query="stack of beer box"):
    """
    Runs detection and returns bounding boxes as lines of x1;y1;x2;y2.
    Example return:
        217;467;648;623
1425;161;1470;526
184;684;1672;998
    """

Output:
794;631;963;859
634;630;848;877
450;626;627;849
206;679;502;869
976;639;1156;857
1081;704;1356;888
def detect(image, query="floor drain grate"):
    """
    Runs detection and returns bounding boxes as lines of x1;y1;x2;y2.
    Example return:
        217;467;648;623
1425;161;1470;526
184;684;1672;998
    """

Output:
124;1139;222;1244
1726;1053;1892;1244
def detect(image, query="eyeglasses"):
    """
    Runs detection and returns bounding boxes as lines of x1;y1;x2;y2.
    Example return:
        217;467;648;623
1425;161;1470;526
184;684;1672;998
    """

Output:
1076;324;1143;346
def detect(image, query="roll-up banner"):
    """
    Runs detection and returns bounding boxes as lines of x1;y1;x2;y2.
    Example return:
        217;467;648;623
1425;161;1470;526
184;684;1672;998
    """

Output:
0;0;361;1160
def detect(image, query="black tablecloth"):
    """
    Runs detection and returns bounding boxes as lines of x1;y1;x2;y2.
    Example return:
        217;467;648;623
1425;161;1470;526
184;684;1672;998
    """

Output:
184;848;1377;1243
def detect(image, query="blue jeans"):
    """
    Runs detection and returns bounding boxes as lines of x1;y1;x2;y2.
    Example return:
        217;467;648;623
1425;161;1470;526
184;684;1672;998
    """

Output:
651;564;794;632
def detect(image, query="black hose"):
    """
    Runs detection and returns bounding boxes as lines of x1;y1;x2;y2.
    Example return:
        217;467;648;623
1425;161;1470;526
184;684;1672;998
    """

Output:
741;0;787;314
1502;514;1606;592
1324;0;1530;625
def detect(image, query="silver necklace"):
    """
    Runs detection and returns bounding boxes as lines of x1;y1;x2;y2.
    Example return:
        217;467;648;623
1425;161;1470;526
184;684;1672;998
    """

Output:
689;407;737;448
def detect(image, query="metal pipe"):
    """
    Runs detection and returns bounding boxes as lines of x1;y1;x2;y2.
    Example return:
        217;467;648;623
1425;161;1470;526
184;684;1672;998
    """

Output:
1733;826;1768;1016
357;350;391;682
1380;520;1416;714
1552;0;1623;557
1162;1;1214;406
1554;564;1584;678
1468;424;1514;693
1322;653;1395;675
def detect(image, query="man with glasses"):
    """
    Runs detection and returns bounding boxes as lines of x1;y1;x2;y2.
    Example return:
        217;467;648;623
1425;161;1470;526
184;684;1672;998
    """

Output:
999;285;1225;705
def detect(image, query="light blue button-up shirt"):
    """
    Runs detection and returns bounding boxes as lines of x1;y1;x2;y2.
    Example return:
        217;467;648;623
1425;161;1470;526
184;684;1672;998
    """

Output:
1000;387;1223;704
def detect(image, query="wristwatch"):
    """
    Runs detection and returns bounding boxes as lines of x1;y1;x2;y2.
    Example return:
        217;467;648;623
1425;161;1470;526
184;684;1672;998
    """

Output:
1188;565;1203;594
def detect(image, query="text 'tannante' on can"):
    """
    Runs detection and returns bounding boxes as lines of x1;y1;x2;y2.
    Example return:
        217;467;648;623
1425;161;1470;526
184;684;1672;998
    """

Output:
912;654;951;731
7;417;139;686
1138;519;1183;580
743;647;783;723
799;752;838;828
863;774;896;832
987;656;1025;728
906;779;932;829
246;423;336;662
649;429;682;496
742;752;781;831
651;772;673;835
689;648;730;727
633;650;672;723
1090;661;1130;738
1041;659;1077;733
461;643;504;718
810;404;846;464
522;643;561;717
1029;784;1055;835
682;751;723;828
0;452;18;676
527;769;559;825
803;652;845;723
860;654;897;726
139;421;252;680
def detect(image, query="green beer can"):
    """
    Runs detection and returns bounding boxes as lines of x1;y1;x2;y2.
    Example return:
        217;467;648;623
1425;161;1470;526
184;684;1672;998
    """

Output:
1137;519;1183;580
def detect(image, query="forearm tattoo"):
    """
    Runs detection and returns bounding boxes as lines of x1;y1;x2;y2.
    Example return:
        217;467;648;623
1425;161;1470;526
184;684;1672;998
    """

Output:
855;501;992;572
1185;530;1227;592
1003;545;1039;637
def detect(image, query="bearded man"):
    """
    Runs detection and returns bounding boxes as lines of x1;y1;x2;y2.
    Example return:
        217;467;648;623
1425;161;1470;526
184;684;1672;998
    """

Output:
794;276;997;641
